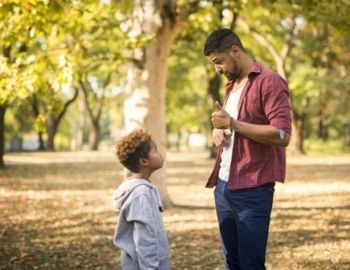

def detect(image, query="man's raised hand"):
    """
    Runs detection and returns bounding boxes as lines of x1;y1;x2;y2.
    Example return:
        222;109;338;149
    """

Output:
212;101;231;130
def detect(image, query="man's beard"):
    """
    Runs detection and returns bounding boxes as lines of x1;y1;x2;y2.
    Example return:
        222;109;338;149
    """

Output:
226;72;239;81
226;60;241;81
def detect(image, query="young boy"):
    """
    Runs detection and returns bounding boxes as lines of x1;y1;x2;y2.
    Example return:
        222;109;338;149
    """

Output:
112;129;170;270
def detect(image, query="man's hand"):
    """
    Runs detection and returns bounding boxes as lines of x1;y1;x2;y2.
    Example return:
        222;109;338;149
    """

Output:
212;128;232;148
212;101;231;130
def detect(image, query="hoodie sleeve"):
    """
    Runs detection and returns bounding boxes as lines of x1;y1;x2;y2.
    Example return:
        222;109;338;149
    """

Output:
126;191;160;269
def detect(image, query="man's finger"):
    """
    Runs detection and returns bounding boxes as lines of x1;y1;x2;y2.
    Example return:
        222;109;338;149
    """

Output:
224;129;232;136
215;101;224;111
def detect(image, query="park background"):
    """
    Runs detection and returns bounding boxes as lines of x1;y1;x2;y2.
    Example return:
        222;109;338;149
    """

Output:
0;0;349;269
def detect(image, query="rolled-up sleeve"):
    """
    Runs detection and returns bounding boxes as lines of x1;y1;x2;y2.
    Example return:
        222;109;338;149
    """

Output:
262;73;292;135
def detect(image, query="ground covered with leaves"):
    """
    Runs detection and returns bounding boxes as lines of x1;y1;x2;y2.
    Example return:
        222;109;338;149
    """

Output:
1;151;350;269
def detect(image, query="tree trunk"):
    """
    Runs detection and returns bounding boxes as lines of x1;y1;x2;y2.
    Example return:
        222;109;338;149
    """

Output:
291;111;305;154
71;99;85;151
124;0;183;208
0;105;7;168
46;113;57;151
317;119;328;141
76;102;85;150
175;130;181;152
45;88;78;151
207;72;222;105
344;123;350;149
88;119;99;151
207;72;222;158
31;94;45;150
38;132;45;150
77;79;106;151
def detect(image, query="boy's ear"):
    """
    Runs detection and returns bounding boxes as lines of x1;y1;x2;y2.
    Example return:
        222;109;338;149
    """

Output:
139;157;149;167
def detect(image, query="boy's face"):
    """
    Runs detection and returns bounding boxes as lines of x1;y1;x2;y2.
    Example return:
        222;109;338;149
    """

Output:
147;140;164;171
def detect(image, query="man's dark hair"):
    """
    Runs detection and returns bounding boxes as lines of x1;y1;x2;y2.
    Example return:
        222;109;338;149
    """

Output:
203;28;244;56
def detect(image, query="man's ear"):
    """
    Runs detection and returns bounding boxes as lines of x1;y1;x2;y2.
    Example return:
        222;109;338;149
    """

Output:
139;157;149;167
229;45;240;56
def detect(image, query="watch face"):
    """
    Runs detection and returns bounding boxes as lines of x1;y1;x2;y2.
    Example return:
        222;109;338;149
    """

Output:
279;129;285;140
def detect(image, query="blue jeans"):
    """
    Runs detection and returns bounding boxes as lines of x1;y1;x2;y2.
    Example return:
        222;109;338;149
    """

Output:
214;179;275;270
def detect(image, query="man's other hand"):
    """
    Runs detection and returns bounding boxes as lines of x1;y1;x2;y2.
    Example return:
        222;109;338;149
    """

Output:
212;128;232;148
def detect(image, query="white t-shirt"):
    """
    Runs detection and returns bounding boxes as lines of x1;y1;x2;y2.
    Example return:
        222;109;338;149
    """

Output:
218;84;245;181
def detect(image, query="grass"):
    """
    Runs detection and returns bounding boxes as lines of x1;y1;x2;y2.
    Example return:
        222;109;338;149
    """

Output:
1;151;350;269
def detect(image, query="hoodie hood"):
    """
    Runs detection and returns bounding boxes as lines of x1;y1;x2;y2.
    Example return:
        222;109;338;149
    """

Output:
112;179;154;210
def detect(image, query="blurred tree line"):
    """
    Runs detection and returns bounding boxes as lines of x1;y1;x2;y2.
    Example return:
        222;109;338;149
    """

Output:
1;0;350;169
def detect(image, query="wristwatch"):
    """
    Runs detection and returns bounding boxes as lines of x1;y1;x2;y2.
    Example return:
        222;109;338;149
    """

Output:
279;129;286;140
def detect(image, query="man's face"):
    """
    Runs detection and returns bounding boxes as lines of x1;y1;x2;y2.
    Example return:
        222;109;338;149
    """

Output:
207;47;241;81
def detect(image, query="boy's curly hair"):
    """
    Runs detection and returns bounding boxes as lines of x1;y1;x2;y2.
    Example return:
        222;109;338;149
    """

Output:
115;129;152;173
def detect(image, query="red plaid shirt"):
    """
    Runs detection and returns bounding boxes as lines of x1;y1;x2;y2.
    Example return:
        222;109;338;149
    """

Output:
206;62;292;190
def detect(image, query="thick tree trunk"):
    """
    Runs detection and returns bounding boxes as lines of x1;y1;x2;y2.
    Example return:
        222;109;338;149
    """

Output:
0;105;7;168
124;0;183;208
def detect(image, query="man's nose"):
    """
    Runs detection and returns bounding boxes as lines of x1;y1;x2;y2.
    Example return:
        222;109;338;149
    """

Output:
214;65;223;73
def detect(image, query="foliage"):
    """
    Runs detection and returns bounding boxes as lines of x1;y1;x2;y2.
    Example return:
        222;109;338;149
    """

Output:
1;0;349;155
236;0;350;151
1;0;144;152
304;139;348;154
0;0;65;105
166;0;243;138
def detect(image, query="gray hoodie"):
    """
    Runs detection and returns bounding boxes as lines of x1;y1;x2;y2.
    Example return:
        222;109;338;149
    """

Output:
113;179;170;270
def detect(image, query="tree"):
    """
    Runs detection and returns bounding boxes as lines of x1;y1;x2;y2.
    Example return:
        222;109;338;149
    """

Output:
167;1;243;157
236;12;304;153
0;0;68;166
236;0;350;154
0;105;6;166
123;0;184;207
69;2;132;150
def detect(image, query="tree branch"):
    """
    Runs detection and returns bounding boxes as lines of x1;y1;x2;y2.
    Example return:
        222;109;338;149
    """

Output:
56;87;79;125
281;15;297;61
77;80;95;121
237;18;281;64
